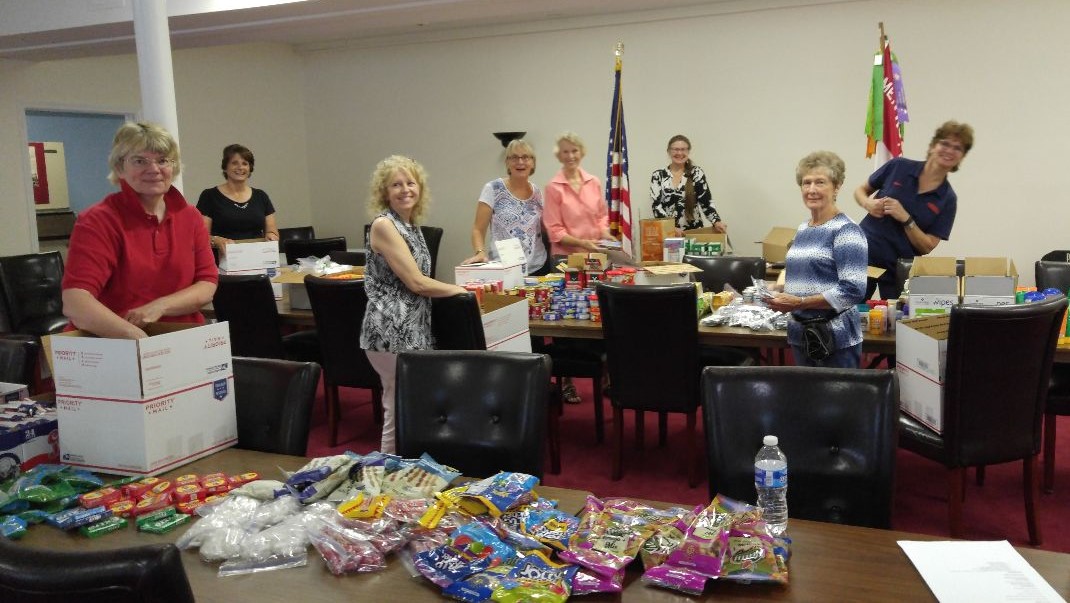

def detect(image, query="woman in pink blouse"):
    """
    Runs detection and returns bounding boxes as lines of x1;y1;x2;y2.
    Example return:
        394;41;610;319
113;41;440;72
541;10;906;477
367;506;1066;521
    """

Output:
543;131;612;257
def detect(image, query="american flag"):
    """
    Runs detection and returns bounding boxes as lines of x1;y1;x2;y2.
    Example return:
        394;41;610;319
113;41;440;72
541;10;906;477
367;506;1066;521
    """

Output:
865;24;908;168
606;42;632;256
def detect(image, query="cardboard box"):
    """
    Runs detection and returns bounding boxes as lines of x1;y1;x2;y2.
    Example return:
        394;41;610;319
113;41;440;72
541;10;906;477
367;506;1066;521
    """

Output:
455;261;525;290
481;294;531;353
961;257;1018;308
273;267;363;310
49;322;237;476
1;382;29;402
640;218;676;262
566;253;609;271
761;227;796;264
908;256;960;317
682;229;728;257
0;408;59;480
663;237;685;263
635;263;703;286
218;240;280;273
896;315;950;433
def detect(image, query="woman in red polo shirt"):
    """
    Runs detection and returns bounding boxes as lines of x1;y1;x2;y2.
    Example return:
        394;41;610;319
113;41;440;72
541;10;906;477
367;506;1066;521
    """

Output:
62;122;218;339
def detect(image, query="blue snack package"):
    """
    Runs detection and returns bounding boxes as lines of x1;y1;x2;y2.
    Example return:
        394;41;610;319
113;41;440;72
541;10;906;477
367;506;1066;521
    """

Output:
46;505;112;530
457;472;538;517
492;551;579;603
413;522;516;588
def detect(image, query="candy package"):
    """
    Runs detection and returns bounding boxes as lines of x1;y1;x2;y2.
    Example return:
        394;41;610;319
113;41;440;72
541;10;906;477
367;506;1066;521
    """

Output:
307;514;387;575
558;497;657;577
412;522;516;588
719;529;788;585
456;472;538;517
491;551;578;603
380;454;460;500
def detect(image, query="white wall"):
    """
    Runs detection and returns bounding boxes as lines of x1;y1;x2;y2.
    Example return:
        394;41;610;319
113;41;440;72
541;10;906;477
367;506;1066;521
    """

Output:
0;43;311;256
301;0;1070;285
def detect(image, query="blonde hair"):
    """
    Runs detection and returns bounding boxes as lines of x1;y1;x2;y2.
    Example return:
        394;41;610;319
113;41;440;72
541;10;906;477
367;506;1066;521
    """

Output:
107;122;180;185
504;138;536;176
795;151;846;187
366;155;430;223
553;131;586;156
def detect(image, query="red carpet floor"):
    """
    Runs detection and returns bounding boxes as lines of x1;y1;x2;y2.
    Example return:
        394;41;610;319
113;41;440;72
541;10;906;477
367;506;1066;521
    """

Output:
306;378;1070;553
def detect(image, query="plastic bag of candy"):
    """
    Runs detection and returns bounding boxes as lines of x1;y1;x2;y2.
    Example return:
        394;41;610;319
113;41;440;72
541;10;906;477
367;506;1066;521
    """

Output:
719;528;788;585
491;550;579;603
412;522;517;588
307;514;387;574
558;496;657;577
455;472;539;517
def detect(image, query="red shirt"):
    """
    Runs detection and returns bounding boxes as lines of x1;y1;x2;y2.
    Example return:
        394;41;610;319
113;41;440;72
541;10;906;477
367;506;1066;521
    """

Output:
62;181;218;328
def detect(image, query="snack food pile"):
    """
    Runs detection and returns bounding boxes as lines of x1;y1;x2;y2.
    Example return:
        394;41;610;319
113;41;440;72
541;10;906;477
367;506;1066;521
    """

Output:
2;451;790;597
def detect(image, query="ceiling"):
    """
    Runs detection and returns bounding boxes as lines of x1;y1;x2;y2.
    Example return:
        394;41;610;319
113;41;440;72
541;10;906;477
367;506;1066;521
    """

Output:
0;0;741;62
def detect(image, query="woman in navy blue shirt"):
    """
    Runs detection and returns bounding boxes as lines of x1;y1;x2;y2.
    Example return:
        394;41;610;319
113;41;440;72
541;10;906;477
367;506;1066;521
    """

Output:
853;120;974;300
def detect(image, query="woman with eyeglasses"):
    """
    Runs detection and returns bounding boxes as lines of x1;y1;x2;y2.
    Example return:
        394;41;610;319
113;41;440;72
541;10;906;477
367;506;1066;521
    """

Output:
197;144;279;251
854;120;974;299
62;122;217;339
650;134;728;236
462;138;550;275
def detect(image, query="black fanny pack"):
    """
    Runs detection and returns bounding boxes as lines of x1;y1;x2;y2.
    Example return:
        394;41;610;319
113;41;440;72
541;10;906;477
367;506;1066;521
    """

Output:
795;308;847;362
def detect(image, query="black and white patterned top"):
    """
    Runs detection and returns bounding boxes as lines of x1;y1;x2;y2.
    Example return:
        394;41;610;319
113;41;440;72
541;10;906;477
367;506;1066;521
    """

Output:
649;165;722;231
360;209;434;352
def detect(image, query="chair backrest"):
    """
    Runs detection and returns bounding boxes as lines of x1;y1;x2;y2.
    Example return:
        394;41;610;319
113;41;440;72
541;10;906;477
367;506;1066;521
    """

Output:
682;255;766;294
420;225;444;279
597;282;699;413
328;249;367;267
283;236;347;265
303;275;380;389
431;292;487;350
232;356;320;455
395;350;550;478
278;225;316;242
943;294;1068;466
0;334;39;387
364;223;442;278
0;538;194;603
212;274;287;359
1036;260;1070;293
701;366;899;529
0;251;69;336
1041;249;1070;263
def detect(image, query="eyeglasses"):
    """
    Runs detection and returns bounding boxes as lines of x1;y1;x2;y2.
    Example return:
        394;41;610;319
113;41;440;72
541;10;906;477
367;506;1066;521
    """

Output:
936;139;965;153
507;154;533;162
668;146;690;153
126;156;175;169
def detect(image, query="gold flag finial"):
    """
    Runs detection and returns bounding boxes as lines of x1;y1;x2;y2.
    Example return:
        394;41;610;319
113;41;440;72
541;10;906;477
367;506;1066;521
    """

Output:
614;42;624;57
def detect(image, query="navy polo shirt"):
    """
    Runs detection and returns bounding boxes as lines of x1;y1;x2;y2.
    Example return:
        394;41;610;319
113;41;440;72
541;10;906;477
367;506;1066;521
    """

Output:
860;157;957;269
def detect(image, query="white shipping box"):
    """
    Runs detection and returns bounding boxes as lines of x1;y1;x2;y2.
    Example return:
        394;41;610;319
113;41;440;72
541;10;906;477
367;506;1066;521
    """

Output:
456;261;525;290
896;315;950;433
482;294;532;353
219;240;280;273
961;257;1017;308
56;379;236;476
49;322;237;476
908;257;960;317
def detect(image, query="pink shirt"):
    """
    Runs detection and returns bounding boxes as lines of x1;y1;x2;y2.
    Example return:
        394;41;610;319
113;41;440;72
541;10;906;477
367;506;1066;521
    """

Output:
542;168;607;256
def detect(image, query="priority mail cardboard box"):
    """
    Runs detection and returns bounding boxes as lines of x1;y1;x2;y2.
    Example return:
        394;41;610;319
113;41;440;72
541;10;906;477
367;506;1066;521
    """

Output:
761;227;796;264
218;240;280;273
481;294;531;353
455;261;524;290
908;257;960;317
961;257;1018;308
896;314;950;434
49;322;237;476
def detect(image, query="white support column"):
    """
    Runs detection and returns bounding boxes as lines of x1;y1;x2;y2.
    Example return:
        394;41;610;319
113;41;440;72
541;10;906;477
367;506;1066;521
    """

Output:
131;0;182;191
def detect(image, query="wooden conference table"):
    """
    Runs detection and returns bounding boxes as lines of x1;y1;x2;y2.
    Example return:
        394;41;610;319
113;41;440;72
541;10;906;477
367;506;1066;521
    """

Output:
14;448;1070;601
204;297;1070;363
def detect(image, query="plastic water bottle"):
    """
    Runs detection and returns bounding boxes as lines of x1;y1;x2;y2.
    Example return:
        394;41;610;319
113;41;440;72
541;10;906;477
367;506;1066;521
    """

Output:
754;435;788;536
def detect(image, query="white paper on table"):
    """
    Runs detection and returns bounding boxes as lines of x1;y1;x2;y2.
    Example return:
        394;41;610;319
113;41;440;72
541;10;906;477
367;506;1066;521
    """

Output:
898;540;1064;603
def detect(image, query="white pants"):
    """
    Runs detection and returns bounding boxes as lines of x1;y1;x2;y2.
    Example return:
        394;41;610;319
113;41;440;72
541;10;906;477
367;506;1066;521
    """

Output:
365;350;398;455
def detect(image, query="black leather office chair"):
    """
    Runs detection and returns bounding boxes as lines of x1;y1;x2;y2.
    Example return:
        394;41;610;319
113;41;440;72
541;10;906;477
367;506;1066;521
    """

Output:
899;294;1067;545
0;334;39;391
278;225;316;243
212;274;319;363
0;538;194;603
304;275;383;447
0;251;68;336
683;255;765;294
1041;250;1070;263
328;249;366;266
233;356;321;456
431;292;486;350
702;366;899;529
284;236;347;265
364;223;443;278
1035;260;1070;492
395;350;550;479
597;282;704;486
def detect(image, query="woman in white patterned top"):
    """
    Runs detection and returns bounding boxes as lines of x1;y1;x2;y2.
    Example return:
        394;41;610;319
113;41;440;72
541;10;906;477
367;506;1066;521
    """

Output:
767;151;868;368
463;139;549;275
361;155;467;453
650;134;728;235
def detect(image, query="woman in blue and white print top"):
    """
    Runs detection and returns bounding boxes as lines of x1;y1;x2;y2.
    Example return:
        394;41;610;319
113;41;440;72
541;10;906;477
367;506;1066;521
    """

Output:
767;151;868;368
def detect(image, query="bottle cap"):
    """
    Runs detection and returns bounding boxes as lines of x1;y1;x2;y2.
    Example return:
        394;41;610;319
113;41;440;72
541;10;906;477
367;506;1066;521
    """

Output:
763;435;778;446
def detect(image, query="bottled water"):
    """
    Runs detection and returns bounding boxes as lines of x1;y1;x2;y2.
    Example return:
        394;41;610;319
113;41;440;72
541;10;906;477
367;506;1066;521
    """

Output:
754;434;788;536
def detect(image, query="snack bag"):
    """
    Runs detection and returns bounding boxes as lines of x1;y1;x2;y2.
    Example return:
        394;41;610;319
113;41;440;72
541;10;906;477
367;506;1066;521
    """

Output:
380;454;461;500
413;522;516;588
491;551;578;603
719;529;788;585
457;472;539;517
558;497;657;577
